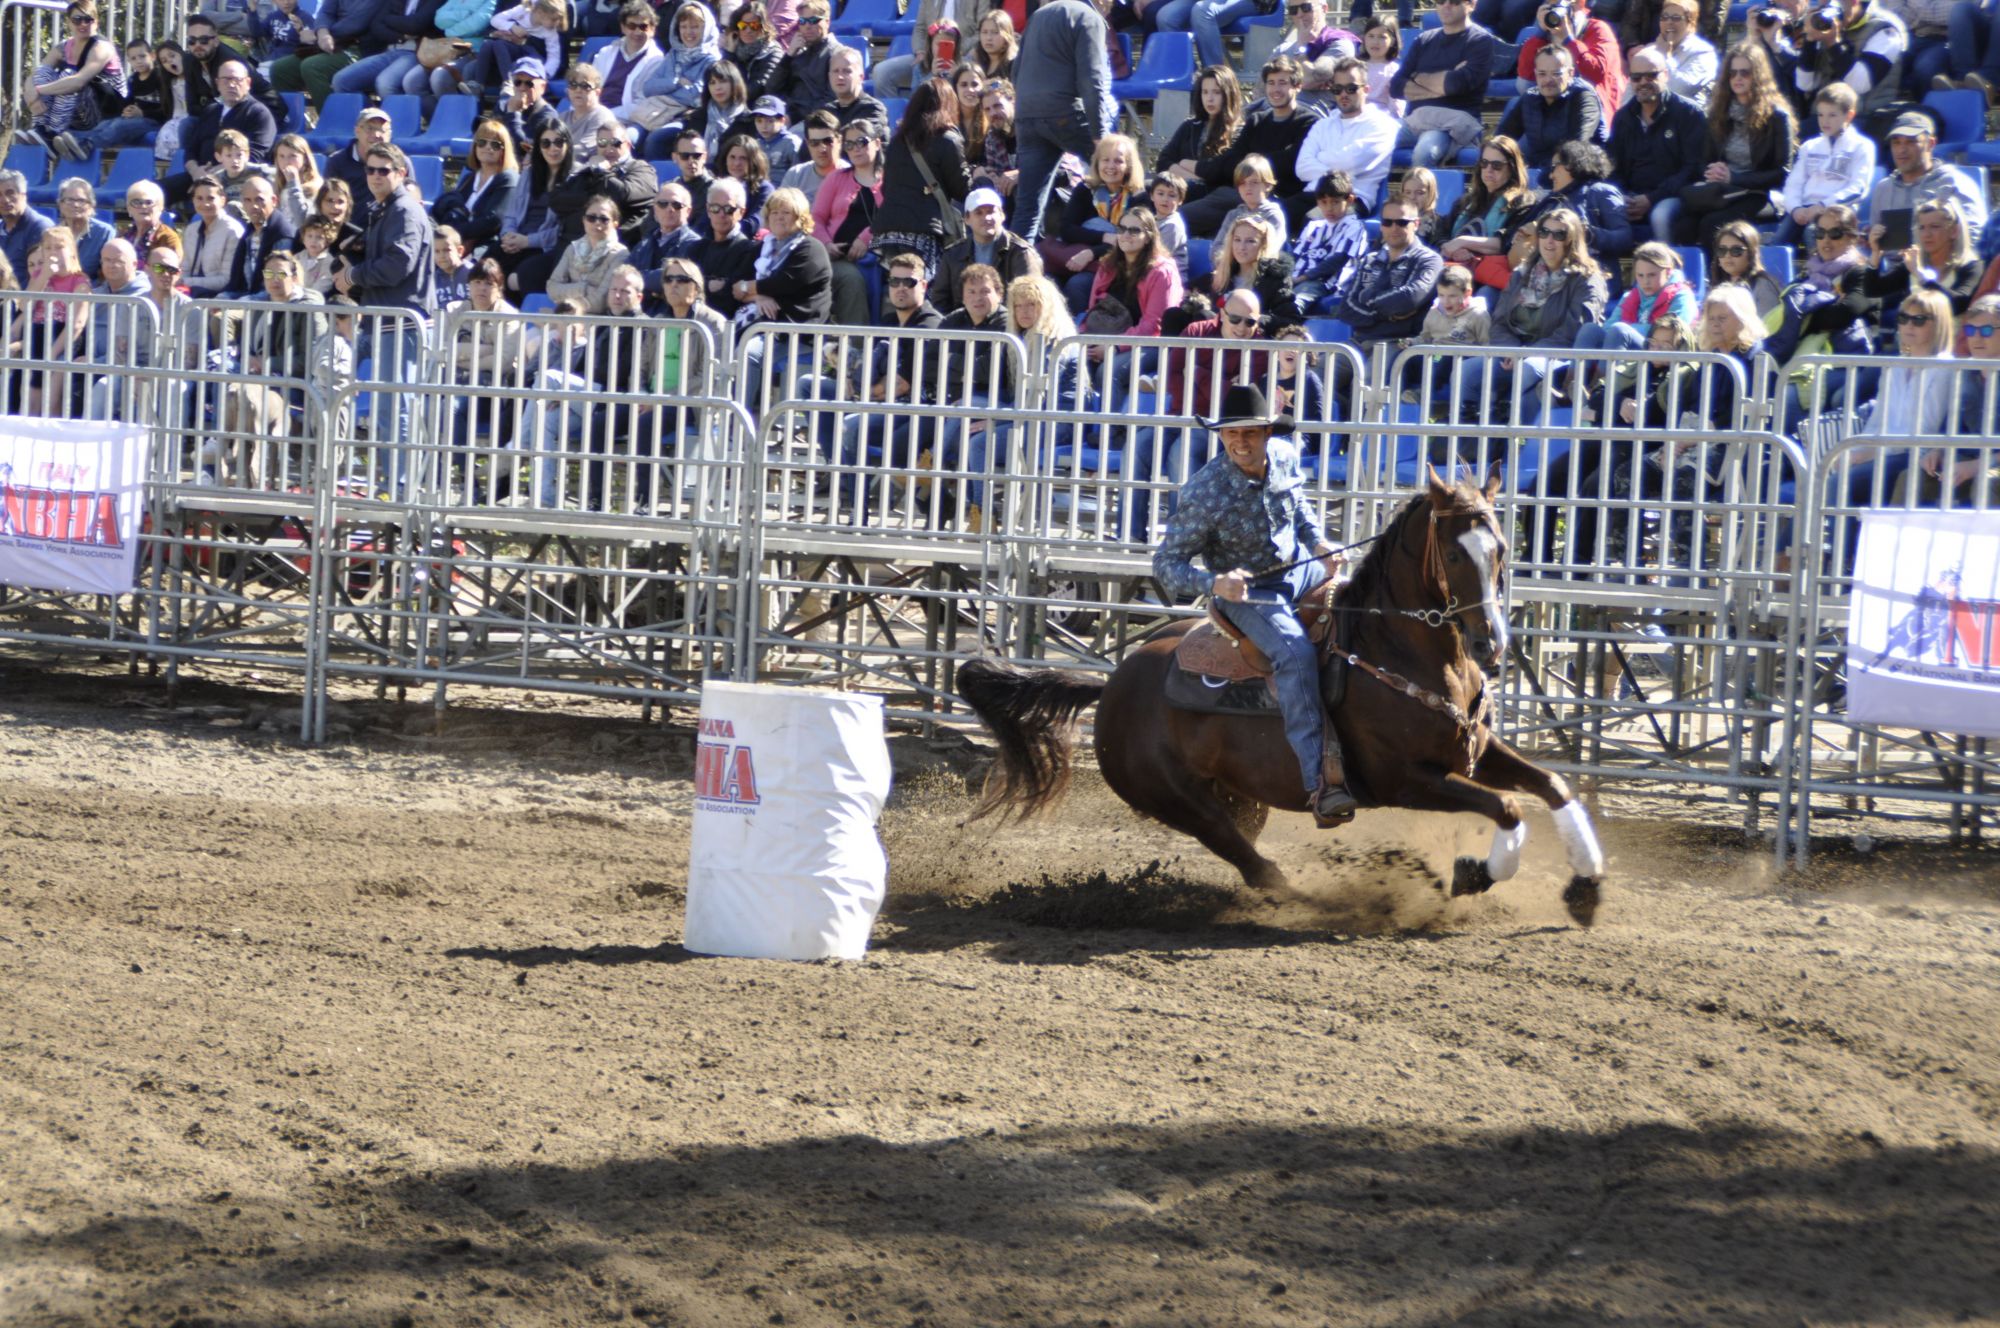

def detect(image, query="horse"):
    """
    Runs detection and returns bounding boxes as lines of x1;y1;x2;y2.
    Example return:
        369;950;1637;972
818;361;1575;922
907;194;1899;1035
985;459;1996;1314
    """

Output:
956;471;1609;927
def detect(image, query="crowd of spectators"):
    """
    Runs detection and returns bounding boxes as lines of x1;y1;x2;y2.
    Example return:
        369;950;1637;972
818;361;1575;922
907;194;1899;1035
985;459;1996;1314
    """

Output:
4;0;2000;516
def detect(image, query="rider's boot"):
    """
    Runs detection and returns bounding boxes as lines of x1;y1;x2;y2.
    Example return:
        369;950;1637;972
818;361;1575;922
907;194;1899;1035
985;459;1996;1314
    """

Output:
1312;720;1359;827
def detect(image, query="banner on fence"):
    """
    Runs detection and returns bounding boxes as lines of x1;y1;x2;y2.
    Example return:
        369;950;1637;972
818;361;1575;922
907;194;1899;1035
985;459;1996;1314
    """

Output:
1847;510;2000;737
0;417;148;597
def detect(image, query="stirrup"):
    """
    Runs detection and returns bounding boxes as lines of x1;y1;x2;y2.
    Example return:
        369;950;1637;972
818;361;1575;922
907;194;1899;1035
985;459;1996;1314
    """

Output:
1313;783;1359;828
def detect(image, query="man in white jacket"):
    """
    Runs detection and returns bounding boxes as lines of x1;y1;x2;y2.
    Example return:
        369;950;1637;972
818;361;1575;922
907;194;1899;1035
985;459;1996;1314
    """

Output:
1293;57;1398;230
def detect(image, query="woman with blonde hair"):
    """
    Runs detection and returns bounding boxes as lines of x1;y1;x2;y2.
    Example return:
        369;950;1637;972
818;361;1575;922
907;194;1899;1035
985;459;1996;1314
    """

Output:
1209;212;1298;327
270;133;325;231
1049;132;1144;305
733;186;831;324
1859;197;1983;348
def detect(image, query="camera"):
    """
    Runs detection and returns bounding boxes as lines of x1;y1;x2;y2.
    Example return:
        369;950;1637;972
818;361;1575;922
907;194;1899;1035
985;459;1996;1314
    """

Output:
1542;2;1569;27
1753;6;1786;23
1807;3;1840;28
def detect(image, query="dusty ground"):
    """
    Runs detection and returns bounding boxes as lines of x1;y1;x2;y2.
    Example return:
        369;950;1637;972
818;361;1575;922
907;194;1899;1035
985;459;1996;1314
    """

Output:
1;660;1998;1328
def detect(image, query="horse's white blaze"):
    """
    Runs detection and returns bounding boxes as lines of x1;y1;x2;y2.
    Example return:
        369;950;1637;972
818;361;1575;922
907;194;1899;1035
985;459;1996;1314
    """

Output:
1457;525;1508;657
1487;821;1527;881
1553;800;1605;879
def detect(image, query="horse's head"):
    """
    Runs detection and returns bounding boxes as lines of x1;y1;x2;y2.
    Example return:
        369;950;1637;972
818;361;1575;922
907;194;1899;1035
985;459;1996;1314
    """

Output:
1425;467;1510;675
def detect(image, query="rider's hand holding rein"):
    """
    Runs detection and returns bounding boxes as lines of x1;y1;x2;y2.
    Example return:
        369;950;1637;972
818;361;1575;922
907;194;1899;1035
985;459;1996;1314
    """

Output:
1315;541;1343;582
1213;570;1251;602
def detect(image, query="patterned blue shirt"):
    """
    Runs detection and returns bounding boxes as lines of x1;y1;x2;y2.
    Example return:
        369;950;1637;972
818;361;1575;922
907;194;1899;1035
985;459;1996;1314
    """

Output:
1153;439;1327;601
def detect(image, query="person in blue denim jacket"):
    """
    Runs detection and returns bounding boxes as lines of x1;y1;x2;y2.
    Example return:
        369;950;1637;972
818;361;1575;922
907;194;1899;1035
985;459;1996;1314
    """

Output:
1153;383;1357;824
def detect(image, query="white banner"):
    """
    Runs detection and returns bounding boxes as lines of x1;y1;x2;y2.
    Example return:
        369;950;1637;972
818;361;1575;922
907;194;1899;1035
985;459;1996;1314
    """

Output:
0;417;149;597
1847;510;2000;737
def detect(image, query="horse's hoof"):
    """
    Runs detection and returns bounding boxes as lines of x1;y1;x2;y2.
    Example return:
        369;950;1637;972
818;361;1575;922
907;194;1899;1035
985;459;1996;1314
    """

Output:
1562;875;1601;928
1452;855;1496;897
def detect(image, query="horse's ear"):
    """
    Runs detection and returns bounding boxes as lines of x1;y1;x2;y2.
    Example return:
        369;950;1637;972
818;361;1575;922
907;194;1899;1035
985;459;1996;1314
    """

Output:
1426;465;1451;503
1482;467;1504;502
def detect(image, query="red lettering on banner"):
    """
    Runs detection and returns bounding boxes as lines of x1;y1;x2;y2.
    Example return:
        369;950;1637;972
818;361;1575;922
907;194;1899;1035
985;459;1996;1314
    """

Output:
1949;598;1999;670
0;484;123;547
694;740;761;806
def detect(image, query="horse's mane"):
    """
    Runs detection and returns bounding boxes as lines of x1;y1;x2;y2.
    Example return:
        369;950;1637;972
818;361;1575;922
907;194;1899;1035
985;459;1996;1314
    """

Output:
1335;483;1491;611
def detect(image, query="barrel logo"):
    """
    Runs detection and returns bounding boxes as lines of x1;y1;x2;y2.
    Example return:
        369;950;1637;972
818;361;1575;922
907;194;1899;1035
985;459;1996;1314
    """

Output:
695;718;761;810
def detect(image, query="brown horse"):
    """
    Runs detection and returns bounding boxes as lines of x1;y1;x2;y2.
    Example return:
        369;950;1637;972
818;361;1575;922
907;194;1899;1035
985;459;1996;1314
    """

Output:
956;472;1608;926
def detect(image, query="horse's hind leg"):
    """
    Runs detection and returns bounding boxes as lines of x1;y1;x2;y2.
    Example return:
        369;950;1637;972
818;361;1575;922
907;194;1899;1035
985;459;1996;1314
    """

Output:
1121;768;1288;896
1472;734;1605;926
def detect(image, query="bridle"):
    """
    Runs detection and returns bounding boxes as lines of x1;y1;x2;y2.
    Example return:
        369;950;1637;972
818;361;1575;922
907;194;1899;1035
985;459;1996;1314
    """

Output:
1416;499;1510;646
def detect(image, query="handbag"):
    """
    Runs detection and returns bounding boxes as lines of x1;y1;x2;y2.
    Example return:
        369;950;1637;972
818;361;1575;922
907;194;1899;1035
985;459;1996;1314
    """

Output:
627;94;688;131
418;36;466;69
1677;179;1732;213
907;144;965;246
1079;292;1133;336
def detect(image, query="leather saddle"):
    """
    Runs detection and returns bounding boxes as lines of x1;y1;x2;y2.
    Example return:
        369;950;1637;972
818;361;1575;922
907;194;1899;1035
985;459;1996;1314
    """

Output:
1174;582;1338;682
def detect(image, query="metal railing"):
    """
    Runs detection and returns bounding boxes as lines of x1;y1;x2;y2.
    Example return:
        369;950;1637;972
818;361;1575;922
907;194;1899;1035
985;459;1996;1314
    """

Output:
1;302;1994;862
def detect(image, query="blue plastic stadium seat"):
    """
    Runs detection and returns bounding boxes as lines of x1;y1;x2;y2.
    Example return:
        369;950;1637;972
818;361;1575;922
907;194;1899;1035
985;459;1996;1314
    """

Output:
3;144;50;184
521;292;554;312
1923;89;1985;160
29;150;101;204
830;0;915;38
1187;236;1212;283
280;91;308;131
100;149;159;201
881;97;909;127
404;94;478;156
304;92;365;151
1113;31;1196;101
1765;245;1794;286
1432;167;1466;217
381;94;424;144
1674;246;1708;295
579;34;617;62
410;154;444;199
1306;317;1352;343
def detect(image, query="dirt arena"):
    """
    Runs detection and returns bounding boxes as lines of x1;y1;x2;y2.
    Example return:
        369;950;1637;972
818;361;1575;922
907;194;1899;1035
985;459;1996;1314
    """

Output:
2;661;1997;1328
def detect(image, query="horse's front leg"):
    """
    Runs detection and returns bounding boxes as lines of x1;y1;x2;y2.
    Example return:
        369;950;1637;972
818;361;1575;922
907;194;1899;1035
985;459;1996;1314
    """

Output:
1471;733;1605;926
1388;766;1525;900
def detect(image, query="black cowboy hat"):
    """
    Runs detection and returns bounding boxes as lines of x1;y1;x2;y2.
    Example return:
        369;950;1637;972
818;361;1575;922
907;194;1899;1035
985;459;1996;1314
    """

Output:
1198;383;1295;434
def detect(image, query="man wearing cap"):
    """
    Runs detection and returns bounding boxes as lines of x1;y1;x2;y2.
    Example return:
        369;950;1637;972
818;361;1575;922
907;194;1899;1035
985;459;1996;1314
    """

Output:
326;106;396;229
933;187;1036;314
1153;383;1358;827
1867;112;1985;251
1793;0;1906;122
500;59;562;154
747;95;804;175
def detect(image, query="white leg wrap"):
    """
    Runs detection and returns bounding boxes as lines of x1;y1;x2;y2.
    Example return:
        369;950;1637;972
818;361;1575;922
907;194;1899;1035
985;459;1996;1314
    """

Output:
1487;822;1527;882
1552;800;1605;879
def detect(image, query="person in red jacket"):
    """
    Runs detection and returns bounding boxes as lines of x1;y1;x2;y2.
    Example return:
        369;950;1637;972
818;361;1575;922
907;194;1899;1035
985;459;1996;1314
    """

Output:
1515;0;1625;122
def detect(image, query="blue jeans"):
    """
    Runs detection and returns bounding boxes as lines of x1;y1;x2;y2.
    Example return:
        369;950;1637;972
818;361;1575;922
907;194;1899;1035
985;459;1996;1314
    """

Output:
78;115;159;152
1190;0;1266;69
333;48;426;99
1949;0;2000;80
1147;0;1198;32
1645;195;1682;247
1345;0;1415;24
1014;110;1099;244
1573;321;1647;354
1215;557;1331;797
1474;0;1541;39
1906;34;1953;89
1396;122;1455;170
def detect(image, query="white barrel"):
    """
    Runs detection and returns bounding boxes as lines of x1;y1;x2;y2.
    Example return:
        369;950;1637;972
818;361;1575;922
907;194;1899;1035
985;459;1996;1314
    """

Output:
683;681;892;960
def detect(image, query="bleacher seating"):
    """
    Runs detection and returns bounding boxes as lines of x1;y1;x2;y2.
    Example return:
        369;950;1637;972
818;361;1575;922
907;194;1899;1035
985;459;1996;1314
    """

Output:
1305;317;1352;343
403;95;479;157
1765;246;1794;287
1187;237;1213;284
1924;89;1986;161
1673;246;1709;295
1113;31;1197;102
381;95;426;144
411;155;445;200
101;149;159;202
30;150;101;205
304;93;366;151
4;144;49;187
830;0;915;38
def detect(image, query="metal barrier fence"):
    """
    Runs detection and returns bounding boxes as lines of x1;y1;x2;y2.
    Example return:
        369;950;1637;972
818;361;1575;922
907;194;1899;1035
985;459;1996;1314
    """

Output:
1;299;1994;863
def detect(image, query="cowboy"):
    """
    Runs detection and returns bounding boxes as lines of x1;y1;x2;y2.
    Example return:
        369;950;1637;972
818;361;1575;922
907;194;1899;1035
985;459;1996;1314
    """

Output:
1153;384;1359;826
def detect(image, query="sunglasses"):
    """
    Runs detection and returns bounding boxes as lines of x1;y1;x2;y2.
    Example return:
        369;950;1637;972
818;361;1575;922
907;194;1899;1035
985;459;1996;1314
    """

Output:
735;19;762;30
622;20;651;28
809;134;836;146
1819;227;1851;239
799;13;824;22
150;262;181;274
676;150;704;160
187;33;216;42
1715;243;1749;257
1223;311;1258;327
474;138;506;148
1967;324;2000;338
1630;69;1661;81
1535;224;1565;238
585;212;615;222
886;276;921;288
842;137;871;148
1380;216;1413;227
665;273;697;284
1897;311;1936;325
1331;82;1361;94
364;165;395;176
1117;224;1148;235
1728;67;1754;77
1285;2;1312;11
539;137;566;147
654;197;685;207
708;203;740;213
262;266;292;276
1480;158;1508;171
513;76;541;85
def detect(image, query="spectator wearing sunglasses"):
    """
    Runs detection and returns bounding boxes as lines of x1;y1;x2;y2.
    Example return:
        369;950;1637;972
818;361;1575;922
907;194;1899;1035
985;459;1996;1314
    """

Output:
1608;44;1710;247
1270;0;1354;64
1496;46;1602;174
725;1;785;102
1806;203;1865;291
767;0;836;122
1295;58;1397;216
1903;293;2000;508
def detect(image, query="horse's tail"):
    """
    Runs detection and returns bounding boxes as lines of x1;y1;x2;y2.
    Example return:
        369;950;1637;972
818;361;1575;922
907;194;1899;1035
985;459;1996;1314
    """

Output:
955;657;1107;822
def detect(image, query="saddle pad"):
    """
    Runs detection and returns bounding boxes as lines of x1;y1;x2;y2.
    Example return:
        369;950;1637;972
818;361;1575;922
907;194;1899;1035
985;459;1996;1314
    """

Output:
1174;620;1268;682
1162;665;1280;715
